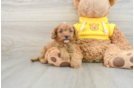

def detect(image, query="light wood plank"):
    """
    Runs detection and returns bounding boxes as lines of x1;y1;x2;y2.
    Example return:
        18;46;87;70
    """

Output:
1;56;133;88
1;0;133;22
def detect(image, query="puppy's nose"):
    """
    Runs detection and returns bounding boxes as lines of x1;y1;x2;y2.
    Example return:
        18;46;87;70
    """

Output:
65;35;68;39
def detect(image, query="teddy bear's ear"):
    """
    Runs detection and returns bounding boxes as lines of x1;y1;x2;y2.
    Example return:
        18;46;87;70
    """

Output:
109;0;117;6
73;0;80;9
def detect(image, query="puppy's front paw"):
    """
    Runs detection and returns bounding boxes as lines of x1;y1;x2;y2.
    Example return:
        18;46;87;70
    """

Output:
68;49;74;53
61;52;70;61
70;61;81;68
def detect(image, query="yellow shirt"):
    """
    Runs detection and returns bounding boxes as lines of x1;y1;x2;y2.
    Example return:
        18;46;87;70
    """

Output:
74;17;116;40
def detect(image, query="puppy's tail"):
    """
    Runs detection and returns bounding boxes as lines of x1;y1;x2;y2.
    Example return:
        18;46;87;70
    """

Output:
31;57;39;62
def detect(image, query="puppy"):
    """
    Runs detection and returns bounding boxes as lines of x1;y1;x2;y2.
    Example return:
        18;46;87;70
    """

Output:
31;22;79;65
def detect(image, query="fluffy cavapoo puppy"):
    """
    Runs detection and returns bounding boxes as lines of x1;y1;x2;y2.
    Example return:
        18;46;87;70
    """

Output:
31;22;83;68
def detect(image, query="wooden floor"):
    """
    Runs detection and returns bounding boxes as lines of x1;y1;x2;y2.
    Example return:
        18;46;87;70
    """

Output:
1;0;133;88
1;56;133;88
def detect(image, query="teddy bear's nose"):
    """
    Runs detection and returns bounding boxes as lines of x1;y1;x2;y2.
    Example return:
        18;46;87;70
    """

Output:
65;35;68;39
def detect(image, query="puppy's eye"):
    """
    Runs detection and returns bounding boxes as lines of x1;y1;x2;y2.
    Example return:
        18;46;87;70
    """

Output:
60;31;62;33
69;30;72;32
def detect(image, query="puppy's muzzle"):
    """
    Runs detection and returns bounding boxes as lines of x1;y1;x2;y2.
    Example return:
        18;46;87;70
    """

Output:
65;35;69;39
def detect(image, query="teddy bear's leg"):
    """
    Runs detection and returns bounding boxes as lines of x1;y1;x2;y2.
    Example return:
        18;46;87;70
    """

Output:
45;47;71;67
104;44;133;69
70;46;83;68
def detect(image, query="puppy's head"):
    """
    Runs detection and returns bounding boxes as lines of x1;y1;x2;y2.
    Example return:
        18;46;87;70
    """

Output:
51;22;78;44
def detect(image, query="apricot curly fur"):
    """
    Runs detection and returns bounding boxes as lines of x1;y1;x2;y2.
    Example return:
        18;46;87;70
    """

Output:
76;26;132;63
110;27;132;51
31;23;83;68
76;39;111;62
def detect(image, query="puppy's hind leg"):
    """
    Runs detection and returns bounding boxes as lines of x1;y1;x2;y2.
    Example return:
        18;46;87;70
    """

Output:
39;46;48;64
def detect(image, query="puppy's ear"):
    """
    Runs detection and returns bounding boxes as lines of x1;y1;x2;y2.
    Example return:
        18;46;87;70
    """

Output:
109;0;117;6
51;25;59;39
73;0;80;9
73;26;78;40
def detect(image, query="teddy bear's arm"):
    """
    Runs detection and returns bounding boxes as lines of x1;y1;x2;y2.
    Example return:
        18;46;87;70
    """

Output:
110;26;132;50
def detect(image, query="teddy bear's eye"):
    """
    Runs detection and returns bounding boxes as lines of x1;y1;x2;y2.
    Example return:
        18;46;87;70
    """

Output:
70;30;72;32
60;31;62;33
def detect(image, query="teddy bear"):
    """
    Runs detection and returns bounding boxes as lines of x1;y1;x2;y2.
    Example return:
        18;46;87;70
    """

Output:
73;0;133;69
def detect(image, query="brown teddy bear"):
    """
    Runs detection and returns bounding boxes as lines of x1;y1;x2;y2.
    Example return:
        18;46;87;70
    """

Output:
73;0;133;69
